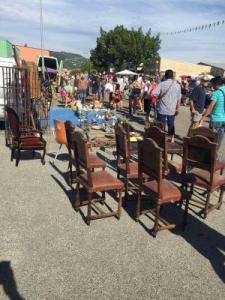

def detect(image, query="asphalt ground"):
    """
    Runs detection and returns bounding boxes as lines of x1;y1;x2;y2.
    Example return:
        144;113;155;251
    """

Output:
0;105;225;300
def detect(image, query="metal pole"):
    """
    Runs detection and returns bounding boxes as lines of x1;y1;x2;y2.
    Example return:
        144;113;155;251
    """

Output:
40;0;45;80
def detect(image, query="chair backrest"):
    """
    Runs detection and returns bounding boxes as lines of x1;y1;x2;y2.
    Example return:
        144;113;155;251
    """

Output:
54;120;67;145
144;125;166;149
115;123;130;159
65;121;76;159
183;136;217;185
144;125;167;172
188;126;218;143
138;138;163;197
5;106;20;138
148;121;165;131
73;131;93;186
73;131;89;169
117;119;133;135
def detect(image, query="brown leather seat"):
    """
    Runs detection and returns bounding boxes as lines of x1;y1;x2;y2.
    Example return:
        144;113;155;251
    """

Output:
142;179;182;204
89;154;106;169
80;171;124;192
118;162;138;178
185;168;225;190
215;160;225;172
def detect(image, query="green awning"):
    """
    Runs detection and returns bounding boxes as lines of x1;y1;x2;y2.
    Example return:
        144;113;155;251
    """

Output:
0;37;14;58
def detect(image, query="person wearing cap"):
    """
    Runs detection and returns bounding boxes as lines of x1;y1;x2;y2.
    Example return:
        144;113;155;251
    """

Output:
189;75;210;129
201;76;225;149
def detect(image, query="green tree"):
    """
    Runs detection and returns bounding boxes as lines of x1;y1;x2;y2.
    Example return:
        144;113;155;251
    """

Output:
90;26;160;72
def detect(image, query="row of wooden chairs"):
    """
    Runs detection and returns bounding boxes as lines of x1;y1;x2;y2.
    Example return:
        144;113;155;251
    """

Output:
115;122;225;225
62;120;190;236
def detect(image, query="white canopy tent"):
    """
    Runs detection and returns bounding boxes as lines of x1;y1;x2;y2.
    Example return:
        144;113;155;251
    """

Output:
116;69;138;76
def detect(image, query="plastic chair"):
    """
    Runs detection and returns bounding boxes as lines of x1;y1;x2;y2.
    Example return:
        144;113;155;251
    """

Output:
53;120;67;164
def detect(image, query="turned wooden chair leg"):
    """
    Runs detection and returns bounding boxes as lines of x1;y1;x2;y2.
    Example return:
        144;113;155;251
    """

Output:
135;191;141;221
42;147;46;165
152;203;160;237
124;178;129;206
218;187;224;210
204;191;211;219
11;148;15;161
86;192;92;226
101;191;106;205
182;196;190;231
75;182;81;211
117;190;122;220
16;148;21;167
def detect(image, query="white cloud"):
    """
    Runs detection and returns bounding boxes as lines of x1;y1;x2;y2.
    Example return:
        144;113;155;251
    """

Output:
0;0;225;62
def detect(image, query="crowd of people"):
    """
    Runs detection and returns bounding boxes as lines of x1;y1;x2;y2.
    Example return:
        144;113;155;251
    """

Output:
59;69;225;148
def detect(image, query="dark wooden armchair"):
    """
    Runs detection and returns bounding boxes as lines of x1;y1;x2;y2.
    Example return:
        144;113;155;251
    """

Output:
182;135;225;218
136;138;189;237
5;106;46;166
73;131;124;225
188;126;225;174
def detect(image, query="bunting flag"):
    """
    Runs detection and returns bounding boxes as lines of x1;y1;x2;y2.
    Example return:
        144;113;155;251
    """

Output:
163;19;225;35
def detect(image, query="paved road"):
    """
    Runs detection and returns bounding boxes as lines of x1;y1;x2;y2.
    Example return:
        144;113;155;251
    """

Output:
0;106;225;300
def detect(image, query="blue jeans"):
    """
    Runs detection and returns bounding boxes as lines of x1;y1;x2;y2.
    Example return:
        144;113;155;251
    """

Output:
210;121;225;149
79;89;87;103
157;113;175;135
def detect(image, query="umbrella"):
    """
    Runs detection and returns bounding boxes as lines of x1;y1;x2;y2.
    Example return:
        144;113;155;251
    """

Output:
116;69;138;76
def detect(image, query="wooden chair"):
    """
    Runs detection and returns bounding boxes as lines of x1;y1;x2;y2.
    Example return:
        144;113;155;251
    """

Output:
65;121;106;185
188;126;225;174
136;138;189;237
5;106;46;167
73;131;124;225
115;123;139;204
116;120;137;155
144;126;182;175
145;125;183;156
182;135;225;219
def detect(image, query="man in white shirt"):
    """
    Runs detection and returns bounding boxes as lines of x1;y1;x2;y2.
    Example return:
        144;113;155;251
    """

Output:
105;81;114;103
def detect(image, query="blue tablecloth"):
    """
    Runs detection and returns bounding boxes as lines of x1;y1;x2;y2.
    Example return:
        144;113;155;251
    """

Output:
49;108;108;128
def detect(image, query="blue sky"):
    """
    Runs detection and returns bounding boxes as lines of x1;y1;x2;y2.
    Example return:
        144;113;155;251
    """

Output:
0;0;225;63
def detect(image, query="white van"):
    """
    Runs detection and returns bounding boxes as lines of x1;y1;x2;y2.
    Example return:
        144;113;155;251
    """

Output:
0;57;16;121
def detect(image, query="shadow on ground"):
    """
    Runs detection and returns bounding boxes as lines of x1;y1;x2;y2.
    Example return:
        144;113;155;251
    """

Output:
0;261;25;300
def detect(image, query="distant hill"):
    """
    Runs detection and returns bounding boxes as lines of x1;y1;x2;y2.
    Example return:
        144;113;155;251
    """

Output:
50;51;88;70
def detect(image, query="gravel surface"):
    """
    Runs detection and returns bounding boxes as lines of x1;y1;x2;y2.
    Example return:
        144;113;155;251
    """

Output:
0;106;225;300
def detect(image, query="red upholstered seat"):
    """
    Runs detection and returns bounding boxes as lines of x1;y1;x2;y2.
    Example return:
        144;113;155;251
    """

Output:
13;136;44;147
